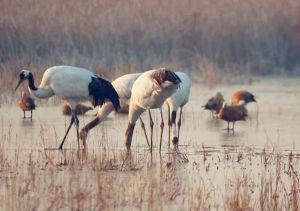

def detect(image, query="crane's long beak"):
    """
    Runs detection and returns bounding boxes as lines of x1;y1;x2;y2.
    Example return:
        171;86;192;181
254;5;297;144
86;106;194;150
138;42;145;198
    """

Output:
15;78;24;92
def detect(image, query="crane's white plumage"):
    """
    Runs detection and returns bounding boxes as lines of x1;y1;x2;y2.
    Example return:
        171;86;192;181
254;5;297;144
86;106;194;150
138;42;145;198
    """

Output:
79;73;142;145
165;72;191;146
125;68;181;151
30;66;96;102
15;65;120;149
130;70;179;112
112;73;141;113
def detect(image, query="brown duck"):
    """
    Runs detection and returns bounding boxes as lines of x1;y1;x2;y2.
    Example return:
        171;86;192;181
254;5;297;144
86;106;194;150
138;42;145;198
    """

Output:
203;92;225;117
218;102;248;130
230;90;256;105
19;91;36;118
62;104;93;115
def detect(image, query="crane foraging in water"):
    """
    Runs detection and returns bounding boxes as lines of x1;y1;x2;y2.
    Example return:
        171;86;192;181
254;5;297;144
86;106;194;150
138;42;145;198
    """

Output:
18;91;36;119
165;72;191;147
230;90;256;105
203;92;224;118
15;66;120;149
218;102;248;131
79;73;150;148
124;68;181;152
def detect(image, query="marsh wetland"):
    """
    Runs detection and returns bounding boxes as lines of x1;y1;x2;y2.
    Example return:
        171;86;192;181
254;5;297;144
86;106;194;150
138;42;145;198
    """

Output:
0;77;299;210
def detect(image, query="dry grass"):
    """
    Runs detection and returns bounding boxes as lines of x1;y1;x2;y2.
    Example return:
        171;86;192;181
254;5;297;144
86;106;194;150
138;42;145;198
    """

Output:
1;1;300;209
1;0;300;105
0;122;299;210
0;0;300;97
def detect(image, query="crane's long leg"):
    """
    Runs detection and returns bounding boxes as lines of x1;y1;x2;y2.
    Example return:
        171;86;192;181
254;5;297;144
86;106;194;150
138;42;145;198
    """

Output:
73;112;80;149
177;107;183;142
139;117;150;147
148;110;154;153
171;110;178;147
59;115;75;150
159;108;164;152
167;104;171;147
226;122;230;130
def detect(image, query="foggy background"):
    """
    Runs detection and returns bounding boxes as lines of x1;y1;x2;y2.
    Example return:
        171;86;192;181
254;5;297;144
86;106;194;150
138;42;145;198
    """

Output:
0;0;300;94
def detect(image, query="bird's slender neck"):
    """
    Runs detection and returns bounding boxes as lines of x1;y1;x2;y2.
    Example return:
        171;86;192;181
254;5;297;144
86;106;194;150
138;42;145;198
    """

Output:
124;122;135;150
26;73;54;99
27;73;37;91
81;103;114;134
125;103;145;150
128;102;145;124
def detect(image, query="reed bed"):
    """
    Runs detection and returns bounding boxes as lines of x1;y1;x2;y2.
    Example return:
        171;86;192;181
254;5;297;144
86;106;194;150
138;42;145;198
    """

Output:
1;1;300;209
0;123;299;210
1;0;300;98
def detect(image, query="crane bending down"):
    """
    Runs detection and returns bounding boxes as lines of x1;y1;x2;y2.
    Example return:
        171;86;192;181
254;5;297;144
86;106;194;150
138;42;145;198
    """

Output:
79;73;150;147
15;66;120;149
165;72;191;147
124;68;181;152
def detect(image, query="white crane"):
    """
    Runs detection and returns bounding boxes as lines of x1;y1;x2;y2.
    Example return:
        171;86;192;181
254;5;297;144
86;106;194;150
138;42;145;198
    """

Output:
165;72;191;147
15;65;120;149
79;73;150;147
124;68;181;152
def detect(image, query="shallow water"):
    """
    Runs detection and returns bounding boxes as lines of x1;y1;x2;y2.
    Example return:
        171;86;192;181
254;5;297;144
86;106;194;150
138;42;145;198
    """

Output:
0;77;300;209
1;77;300;152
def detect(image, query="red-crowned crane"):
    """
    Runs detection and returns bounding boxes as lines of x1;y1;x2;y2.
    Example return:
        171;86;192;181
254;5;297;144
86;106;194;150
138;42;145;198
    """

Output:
18;91;36;119
79;73;150;147
230;90;256;105
165;72;191;147
218;102;248;130
203;92;225;118
15;66;120;149
124;68;181;152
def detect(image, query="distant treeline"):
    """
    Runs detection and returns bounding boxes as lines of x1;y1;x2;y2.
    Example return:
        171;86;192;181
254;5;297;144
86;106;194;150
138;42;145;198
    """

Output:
0;0;300;83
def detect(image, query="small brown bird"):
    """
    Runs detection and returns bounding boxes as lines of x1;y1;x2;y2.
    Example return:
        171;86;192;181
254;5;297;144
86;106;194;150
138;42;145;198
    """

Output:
230;90;256;105
18;91;36;119
218;102;248;130
203;92;225;117
62;104;93;115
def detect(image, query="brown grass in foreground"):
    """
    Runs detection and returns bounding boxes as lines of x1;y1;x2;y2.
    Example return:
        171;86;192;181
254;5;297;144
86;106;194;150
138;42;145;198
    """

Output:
0;123;299;210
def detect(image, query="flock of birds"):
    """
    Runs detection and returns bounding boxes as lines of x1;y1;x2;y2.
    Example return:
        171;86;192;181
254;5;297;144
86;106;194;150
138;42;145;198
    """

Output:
16;65;256;151
203;90;256;130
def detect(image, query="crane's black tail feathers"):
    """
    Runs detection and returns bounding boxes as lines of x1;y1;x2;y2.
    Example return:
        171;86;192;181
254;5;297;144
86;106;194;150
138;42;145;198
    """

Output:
89;76;120;111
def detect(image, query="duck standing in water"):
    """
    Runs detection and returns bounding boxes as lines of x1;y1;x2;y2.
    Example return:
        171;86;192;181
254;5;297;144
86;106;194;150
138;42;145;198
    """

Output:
203;92;224;118
218;102;248;131
18;91;36;119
